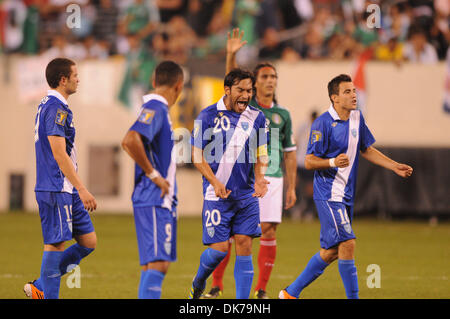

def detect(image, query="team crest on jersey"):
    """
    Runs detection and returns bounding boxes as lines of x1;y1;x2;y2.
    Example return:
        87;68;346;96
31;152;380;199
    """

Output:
344;224;352;234
241;122;249;131
164;242;172;255
311;130;322;143
55;109;68;126
272;113;281;125
138;109;155;125
351;128;357;138
332;122;338;127
207;227;215;238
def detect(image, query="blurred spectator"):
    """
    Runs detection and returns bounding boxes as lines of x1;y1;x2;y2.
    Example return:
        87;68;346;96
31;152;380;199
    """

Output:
381;2;411;43
92;0;119;54
42;33;87;61
1;0;27;53
403;26;439;63
187;0;222;37
156;0;188;23
21;0;40;54
376;36;404;63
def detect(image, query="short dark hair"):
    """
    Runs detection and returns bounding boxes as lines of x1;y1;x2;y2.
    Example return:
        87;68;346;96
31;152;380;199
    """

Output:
224;68;255;88
45;58;75;89
154;60;183;87
327;74;352;103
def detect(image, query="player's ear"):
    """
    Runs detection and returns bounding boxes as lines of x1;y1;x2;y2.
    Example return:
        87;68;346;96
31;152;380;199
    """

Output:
224;85;231;96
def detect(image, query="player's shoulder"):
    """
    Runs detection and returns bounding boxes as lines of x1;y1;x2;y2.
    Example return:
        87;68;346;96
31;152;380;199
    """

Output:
197;103;220;119
246;104;267;122
142;98;167;113
39;95;67;114
312;110;333;128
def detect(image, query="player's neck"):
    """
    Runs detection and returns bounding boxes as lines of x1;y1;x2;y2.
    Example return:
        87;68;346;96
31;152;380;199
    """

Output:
256;94;273;109
54;87;70;102
333;104;351;121
152;88;173;107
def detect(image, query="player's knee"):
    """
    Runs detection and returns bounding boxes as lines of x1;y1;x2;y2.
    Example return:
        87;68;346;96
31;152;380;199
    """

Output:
320;248;338;264
338;239;356;259
234;235;252;255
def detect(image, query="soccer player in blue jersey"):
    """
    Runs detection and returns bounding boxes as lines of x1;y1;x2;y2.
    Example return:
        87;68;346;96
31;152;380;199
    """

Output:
188;68;270;299
279;74;413;299
24;58;97;299
121;61;184;299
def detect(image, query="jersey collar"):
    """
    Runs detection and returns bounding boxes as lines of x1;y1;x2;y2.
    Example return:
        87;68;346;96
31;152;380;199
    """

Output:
47;90;68;106
328;104;341;121
142;93;168;106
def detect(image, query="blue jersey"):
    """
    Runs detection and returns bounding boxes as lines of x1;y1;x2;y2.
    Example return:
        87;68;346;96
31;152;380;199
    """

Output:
307;105;375;205
34;90;77;193
129;94;177;210
191;97;268;201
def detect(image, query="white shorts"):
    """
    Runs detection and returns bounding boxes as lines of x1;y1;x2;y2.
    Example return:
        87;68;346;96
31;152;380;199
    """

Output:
259;176;283;223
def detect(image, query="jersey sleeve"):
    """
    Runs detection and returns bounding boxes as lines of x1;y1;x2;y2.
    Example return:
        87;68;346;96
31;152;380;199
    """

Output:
281;111;297;152
43;103;67;137
129;106;163;142
306;118;329;158
359;112;375;151
190;110;212;150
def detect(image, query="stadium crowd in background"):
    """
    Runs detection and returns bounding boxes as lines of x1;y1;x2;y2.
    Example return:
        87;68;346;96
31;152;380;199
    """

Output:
0;0;448;64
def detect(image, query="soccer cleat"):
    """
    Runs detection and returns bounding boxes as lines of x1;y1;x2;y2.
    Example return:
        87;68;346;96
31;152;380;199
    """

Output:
188;283;204;299
23;281;44;299
254;289;269;299
278;288;296;299
203;286;222;299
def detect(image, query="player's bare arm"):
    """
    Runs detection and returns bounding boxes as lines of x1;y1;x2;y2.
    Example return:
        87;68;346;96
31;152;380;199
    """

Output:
305;153;350;170
361;146;413;178
48;135;97;212
283;151;297;209
226;28;247;74
192;145;231;199
122;130;170;197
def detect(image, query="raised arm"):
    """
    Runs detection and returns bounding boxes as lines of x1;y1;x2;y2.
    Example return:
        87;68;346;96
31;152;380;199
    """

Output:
361;146;413;178
226;28;247;75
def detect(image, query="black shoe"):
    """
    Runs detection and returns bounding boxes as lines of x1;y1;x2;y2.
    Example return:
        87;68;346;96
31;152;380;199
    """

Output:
254;289;269;299
204;286;223;299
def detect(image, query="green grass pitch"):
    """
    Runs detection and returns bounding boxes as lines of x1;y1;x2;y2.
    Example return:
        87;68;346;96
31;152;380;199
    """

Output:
0;213;449;299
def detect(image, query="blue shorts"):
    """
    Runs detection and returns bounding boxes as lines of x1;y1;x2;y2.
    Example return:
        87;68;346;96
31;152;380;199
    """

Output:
315;200;356;249
36;191;95;245
202;196;261;245
133;206;177;265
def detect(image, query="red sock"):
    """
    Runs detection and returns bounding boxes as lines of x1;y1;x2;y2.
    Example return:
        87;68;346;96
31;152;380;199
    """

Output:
255;237;277;291
211;241;232;291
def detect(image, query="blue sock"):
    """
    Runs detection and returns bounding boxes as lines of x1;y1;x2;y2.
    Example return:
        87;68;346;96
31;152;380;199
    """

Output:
138;270;148;299
34;244;94;291
286;252;329;298
193;248;228;290
40;251;63;299
234;255;254;299
338;259;359;299
140;269;165;299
